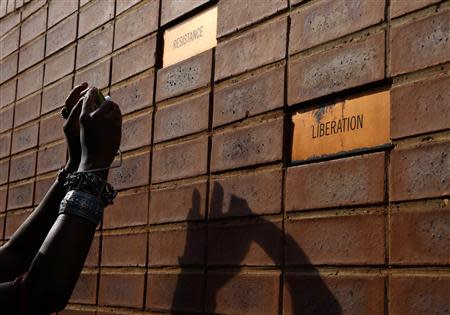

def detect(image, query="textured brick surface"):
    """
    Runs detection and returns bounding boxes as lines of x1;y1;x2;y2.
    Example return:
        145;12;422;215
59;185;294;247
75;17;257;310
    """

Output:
44;46;76;86
74;58;110;90
48;0;78;27
102;233;147;266
9;151;36;182
41;76;73;114
104;189;148;229
5;210;32;238
109;151;150;190
0;26;19;59
46;13;77;56
77;22;114;69
70;272;97;304
0;52;18;84
0;104;13;133
160;0;208;25
39;113;65;145
18;35;45;72
98;273;145;308
390;0;440;18
34;174;54;205
0;79;17;107
37;142;67;174
11;122;39;154
0;132;11;158
120;111;152;152
20;7;46;46
78;0;114;37
14;92;41;127
0;159;9;185
7;180;34;209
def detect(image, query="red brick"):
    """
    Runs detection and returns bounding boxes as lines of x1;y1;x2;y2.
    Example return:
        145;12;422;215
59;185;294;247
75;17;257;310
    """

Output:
152;136;208;183
390;141;450;201
11;122;39;154
5;210;32;238
70;272;97;304
44;45;76;86
109;151;150;190
0;159;9;184
211;118;283;172
48;0;78;27
20;7;46;46
0;186;7;212
215;17;286;81
160;0;208;25
206;271;280;315
34;174;54;205
41;75;72;114
78;0;114;37
84;235;99;267
116;0;142;15
60;310;95;315
156;50;212;102
148;226;205;266
146;271;204;312
390;274;450;315
18;35;45;72
0;52;18;84
77;22;114;69
36;142;67;175
14;92;41;127
112;35;156;84
46;12;77;56
0;79;17;107
154;92;209;143
390;0;440;18
0;12;20;37
213;66;284;127
0;132;11;158
289;31;385;104
7;179;34;210
149;180;206;224
391;9;450;75
391;74;450;139
0;104;13;133
390;206;450;265
0;26;19;59
285;272;385;315
74;58;110;90
210;168;282;219
9;151;36;181
114;0;159;50
286;152;385;211
290;0;384;54
17;64;43;99
98;272;145;308
39;112;65;145
103;189;148;229
110;70;154;115
120;110;152;152
102;233;147;266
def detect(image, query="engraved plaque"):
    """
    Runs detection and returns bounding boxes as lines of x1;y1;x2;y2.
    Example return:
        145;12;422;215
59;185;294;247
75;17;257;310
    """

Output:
163;6;217;68
292;90;390;161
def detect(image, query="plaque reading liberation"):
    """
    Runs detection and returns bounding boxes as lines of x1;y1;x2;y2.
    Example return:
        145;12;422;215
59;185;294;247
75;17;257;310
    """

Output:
163;6;217;67
292;90;390;161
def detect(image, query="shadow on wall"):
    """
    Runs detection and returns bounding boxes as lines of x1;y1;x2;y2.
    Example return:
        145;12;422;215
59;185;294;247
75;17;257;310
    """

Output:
170;183;342;315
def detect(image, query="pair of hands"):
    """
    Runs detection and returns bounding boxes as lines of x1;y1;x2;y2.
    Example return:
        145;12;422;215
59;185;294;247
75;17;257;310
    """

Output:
63;83;122;179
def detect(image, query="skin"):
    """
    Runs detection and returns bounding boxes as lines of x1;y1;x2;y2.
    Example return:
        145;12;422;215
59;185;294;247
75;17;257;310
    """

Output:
0;85;122;313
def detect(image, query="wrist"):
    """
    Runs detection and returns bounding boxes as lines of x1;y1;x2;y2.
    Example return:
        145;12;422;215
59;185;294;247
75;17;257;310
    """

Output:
65;159;80;173
77;162;109;180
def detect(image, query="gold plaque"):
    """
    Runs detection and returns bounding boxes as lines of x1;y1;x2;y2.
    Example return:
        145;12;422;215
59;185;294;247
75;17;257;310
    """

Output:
163;6;217;68
292;90;390;161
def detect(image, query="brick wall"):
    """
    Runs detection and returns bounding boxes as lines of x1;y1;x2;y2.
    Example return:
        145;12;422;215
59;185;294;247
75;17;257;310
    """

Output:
1;0;449;314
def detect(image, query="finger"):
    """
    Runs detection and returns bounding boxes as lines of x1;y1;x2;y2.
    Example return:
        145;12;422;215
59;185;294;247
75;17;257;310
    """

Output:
65;82;88;111
80;87;98;122
67;98;83;123
91;100;116;118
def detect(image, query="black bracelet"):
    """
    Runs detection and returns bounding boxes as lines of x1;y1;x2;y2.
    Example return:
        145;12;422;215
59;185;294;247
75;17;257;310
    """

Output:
64;172;117;206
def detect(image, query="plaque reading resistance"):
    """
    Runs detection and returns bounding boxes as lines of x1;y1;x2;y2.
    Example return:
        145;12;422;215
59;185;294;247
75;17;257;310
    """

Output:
163;6;217;68
292;90;390;161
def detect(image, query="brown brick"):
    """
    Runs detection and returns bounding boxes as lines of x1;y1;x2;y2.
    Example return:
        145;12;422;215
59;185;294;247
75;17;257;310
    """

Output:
5;210;32;238
148;226;205;266
285;273;385;315
215;17;286;81
390;0;440;18
213;66;284;127
11;122;39;154
0;79;16;107
0;12;20;37
0;159;9;185
390;274;450;315
44;45;76;86
6;0;14;12
210;169;282;219
120;110;152;152
390;141;450;201
156;50;212;102
80;0;91;7
160;0;208;25
103;189;148;229
109;151;150;190
0;104;13;133
146;271;204;312
149;180;206;224
39;112;65;145
0;186;7;212
391;9;450;75
78;0;114;37
206;271;280;315
0;52;18;84
18;35;45;72
390;206;450;265
154;92;209;143
391;74;450;139
112;35;156;84
41;76;72;114
34;174;54;205
46;13;77;56
48;0;78;27
77;22;114;69
70;272;97;304
286;152;385;211
152;136;208;183
110;70;154;115
99;272;145;308
211;118;283;172
60;310;95;315
85;235;99;267
74;58;110;90
36;142;67;175
114;0;159;50
7;180;34;210
289;31;385;104
0;132;11;158
14;92;41;127
102;233;147;266
20;7;46;46
0;0;5;17
0;27;19;59
290;0;384;54
22;0;46;19
116;0;142;15
9;151;36;181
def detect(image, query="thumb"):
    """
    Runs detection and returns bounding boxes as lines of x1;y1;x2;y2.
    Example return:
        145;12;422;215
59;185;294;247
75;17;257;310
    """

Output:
67;98;83;125
80;87;98;124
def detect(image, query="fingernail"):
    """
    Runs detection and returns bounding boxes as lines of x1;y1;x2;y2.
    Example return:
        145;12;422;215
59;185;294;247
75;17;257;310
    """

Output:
105;96;111;101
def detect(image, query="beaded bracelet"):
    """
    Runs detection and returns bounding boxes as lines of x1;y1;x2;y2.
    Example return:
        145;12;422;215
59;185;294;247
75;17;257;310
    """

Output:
64;172;117;206
59;190;104;226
